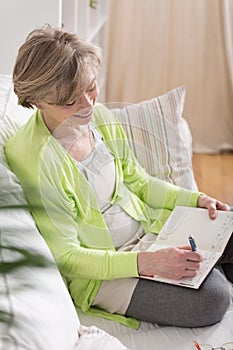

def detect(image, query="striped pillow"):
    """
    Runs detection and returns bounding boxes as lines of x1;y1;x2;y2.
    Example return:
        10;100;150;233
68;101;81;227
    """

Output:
110;86;198;190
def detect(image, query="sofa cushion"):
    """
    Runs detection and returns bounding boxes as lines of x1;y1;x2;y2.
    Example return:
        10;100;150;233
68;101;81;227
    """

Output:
0;74;34;128
0;207;80;350
110;86;198;190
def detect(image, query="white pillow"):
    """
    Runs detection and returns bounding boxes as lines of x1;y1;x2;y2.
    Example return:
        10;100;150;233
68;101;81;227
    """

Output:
0;74;34;127
110;86;198;190
76;326;129;350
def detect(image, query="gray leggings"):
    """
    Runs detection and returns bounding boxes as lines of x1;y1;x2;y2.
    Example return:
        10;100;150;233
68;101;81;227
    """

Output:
126;233;233;327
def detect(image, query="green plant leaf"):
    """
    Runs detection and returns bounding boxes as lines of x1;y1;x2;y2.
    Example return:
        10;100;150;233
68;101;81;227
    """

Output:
0;245;53;273
89;0;98;9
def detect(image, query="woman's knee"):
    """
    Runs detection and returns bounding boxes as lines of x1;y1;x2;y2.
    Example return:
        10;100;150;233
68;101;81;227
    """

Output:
194;269;231;327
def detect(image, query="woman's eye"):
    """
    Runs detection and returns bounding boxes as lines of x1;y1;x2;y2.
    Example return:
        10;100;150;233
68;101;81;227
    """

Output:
66;101;76;106
88;84;96;93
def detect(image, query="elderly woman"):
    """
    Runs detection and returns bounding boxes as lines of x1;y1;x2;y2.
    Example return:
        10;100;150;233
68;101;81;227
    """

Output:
5;25;232;329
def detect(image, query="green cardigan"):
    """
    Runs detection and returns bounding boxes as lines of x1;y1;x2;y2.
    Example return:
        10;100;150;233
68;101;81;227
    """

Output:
5;103;200;328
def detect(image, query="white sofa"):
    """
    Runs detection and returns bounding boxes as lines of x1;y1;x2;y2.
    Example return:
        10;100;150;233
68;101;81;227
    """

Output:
0;75;232;350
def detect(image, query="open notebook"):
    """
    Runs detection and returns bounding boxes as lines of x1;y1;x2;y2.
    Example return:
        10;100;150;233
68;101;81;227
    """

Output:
142;206;233;289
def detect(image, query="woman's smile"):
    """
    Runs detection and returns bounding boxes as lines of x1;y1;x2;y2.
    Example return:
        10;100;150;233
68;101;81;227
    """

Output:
74;109;93;119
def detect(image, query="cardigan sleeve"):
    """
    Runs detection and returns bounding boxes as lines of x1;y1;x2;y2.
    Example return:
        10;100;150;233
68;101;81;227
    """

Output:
34;208;139;281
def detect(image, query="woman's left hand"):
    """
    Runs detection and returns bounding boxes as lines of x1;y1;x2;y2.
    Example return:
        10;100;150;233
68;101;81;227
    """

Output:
197;194;230;220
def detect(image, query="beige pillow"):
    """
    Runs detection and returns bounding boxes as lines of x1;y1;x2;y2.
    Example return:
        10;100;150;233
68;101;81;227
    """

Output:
110;86;198;190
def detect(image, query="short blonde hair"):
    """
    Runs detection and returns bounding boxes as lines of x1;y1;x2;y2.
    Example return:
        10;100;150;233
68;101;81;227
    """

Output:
13;25;102;109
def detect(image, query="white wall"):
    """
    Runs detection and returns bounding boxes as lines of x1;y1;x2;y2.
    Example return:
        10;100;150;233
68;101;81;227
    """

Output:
0;0;62;74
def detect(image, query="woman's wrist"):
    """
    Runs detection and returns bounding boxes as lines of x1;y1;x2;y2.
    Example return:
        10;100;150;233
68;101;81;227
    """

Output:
137;252;146;276
137;251;154;277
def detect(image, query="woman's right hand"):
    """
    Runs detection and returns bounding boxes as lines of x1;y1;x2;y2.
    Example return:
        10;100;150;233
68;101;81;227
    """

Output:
137;247;203;280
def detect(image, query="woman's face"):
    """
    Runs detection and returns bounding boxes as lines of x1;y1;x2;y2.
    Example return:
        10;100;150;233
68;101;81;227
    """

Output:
38;79;99;132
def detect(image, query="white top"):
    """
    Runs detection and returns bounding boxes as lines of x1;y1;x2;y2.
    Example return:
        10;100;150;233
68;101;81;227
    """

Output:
75;124;144;249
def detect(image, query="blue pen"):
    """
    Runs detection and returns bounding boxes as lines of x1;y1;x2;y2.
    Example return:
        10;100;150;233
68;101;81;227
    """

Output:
188;235;197;252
